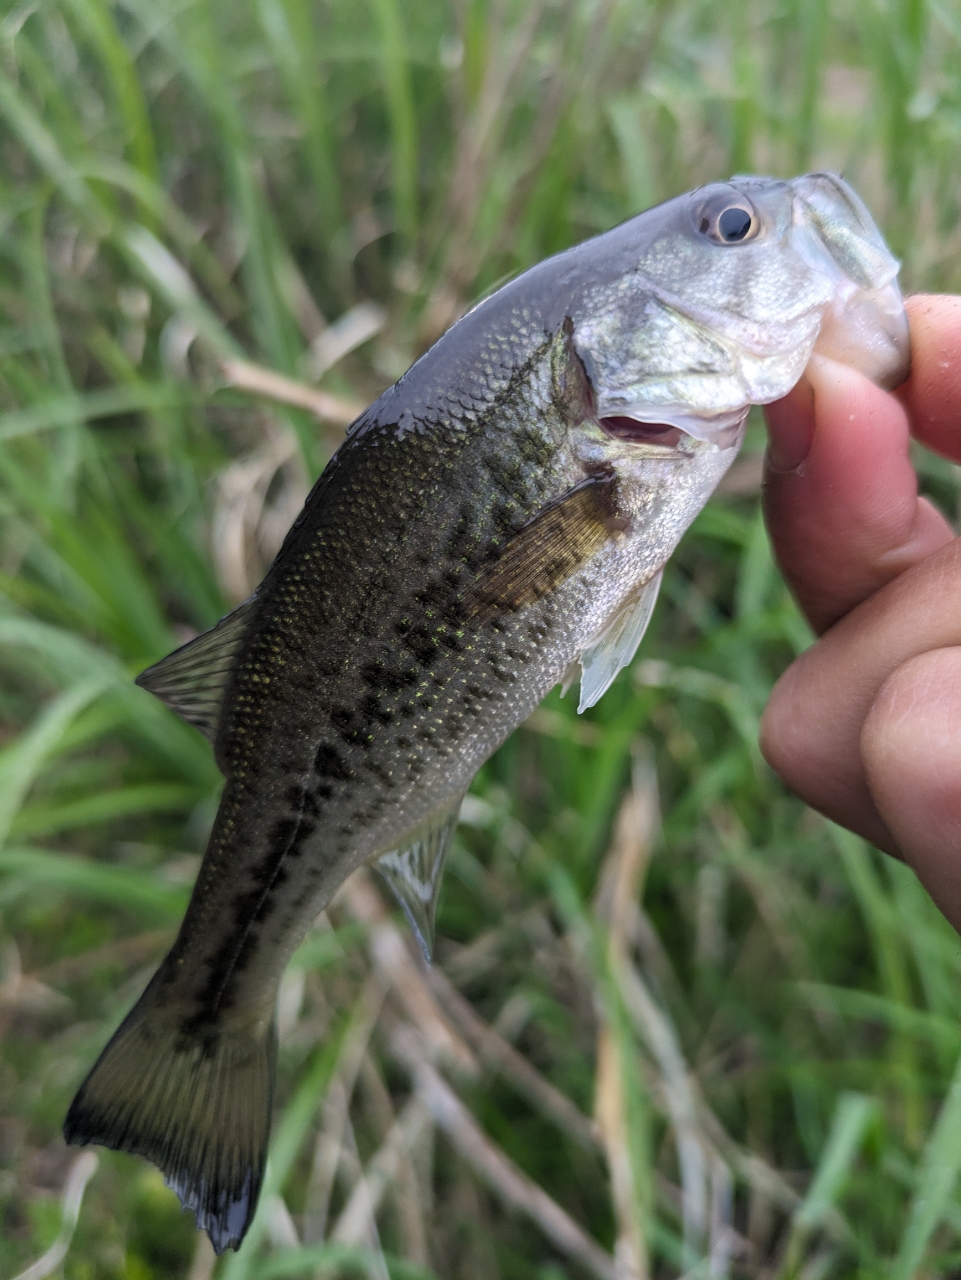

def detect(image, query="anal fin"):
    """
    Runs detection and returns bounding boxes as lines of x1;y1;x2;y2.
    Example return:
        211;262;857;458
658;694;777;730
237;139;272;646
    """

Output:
577;570;662;713
373;798;462;962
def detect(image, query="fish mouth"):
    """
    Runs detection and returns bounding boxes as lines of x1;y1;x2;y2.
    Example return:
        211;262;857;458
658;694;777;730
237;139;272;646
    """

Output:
790;173;911;389
596;404;747;452
598;417;686;452
809;279;910;389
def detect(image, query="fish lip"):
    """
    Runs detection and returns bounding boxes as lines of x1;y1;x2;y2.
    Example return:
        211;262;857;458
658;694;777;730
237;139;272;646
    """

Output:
789;174;911;389
809;277;911;390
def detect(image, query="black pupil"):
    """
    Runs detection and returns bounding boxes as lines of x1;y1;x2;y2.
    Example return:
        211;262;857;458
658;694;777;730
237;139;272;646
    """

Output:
717;206;752;242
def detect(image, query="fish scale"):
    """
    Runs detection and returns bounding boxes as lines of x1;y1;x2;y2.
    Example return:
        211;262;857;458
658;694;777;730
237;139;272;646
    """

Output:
161;334;582;1024
64;171;910;1253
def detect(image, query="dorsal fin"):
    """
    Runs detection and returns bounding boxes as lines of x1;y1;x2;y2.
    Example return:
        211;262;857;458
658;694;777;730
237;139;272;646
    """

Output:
373;797;462;962
577;570;662;712
136;598;256;742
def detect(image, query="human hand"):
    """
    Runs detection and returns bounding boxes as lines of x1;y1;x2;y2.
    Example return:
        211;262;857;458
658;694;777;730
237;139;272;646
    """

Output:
760;295;961;930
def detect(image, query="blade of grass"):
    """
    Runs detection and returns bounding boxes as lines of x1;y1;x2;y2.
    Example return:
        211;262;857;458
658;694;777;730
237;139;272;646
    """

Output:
9;782;202;838
222;999;369;1280
255;0;344;265
60;0;159;187
831;827;924;1148
369;0;418;247
10;1151;99;1280
777;1092;875;1276
250;1244;438;1279
893;1050;961;1279
0;675;112;845
0;846;189;920
0;383;190;442
0;67;101;220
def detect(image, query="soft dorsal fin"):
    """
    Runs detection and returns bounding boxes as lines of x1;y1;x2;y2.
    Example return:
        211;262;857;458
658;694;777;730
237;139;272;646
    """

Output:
136;598;256;742
465;472;624;620
577;570;662;712
373;796;462;962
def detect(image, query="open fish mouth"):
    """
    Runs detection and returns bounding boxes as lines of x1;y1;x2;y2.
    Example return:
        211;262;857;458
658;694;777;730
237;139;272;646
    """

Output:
597;409;745;453
598;416;687;449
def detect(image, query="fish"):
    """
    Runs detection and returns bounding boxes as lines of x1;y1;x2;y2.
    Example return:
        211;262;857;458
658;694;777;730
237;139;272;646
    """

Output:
63;171;910;1252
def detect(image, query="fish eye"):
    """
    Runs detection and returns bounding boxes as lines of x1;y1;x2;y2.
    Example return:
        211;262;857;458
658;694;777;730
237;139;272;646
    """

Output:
694;191;760;245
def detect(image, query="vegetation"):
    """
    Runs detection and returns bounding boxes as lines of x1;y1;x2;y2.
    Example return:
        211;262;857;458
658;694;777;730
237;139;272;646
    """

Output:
2;1;961;1276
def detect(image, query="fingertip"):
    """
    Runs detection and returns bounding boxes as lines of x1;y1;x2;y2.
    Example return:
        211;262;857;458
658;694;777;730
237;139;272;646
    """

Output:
898;294;961;460
804;351;899;441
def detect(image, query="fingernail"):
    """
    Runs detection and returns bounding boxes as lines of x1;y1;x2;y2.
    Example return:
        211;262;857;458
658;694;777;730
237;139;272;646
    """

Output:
764;375;815;473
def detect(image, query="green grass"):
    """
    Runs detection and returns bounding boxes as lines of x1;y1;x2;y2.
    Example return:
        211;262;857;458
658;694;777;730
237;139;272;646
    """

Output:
1;1;961;1277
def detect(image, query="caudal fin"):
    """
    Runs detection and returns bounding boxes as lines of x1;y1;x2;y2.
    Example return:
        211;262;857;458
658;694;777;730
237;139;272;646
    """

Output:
64;981;275;1253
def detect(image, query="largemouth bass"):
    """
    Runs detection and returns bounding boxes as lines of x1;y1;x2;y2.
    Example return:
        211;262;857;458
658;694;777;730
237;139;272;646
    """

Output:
64;172;909;1252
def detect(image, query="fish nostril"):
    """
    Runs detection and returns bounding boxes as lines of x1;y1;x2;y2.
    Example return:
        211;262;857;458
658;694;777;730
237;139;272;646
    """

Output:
598;416;685;447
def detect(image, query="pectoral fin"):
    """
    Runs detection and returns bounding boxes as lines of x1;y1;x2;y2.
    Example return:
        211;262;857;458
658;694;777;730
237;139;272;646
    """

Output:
374;797;463;962
136;598;255;742
577;570;662;712
466;472;622;620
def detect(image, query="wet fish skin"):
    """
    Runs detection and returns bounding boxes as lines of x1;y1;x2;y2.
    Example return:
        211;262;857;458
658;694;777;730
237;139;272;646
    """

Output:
63;172;909;1253
151;322;725;1018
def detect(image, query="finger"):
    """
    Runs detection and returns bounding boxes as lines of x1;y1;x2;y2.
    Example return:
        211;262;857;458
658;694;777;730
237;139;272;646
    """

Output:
762;354;952;634
860;646;961;930
759;538;961;858
896;294;961;461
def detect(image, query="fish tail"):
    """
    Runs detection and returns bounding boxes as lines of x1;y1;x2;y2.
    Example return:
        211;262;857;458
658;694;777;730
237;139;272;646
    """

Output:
63;974;276;1254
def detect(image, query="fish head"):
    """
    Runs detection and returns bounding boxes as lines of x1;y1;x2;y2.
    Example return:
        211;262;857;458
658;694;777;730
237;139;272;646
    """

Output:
568;170;909;454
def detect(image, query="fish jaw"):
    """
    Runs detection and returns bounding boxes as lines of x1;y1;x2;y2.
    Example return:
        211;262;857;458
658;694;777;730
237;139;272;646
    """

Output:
789;172;910;389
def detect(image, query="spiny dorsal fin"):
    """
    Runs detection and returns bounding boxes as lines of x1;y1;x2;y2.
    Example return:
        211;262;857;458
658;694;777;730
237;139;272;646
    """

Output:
465;472;624;620
577;570;662;713
136;598;256;742
374;797;462;962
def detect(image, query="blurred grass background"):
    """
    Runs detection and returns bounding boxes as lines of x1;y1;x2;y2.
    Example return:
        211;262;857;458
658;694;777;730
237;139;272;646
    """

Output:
2;0;961;1276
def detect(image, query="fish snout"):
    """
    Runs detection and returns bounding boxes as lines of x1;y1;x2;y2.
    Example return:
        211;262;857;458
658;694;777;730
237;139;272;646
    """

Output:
791;172;911;390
